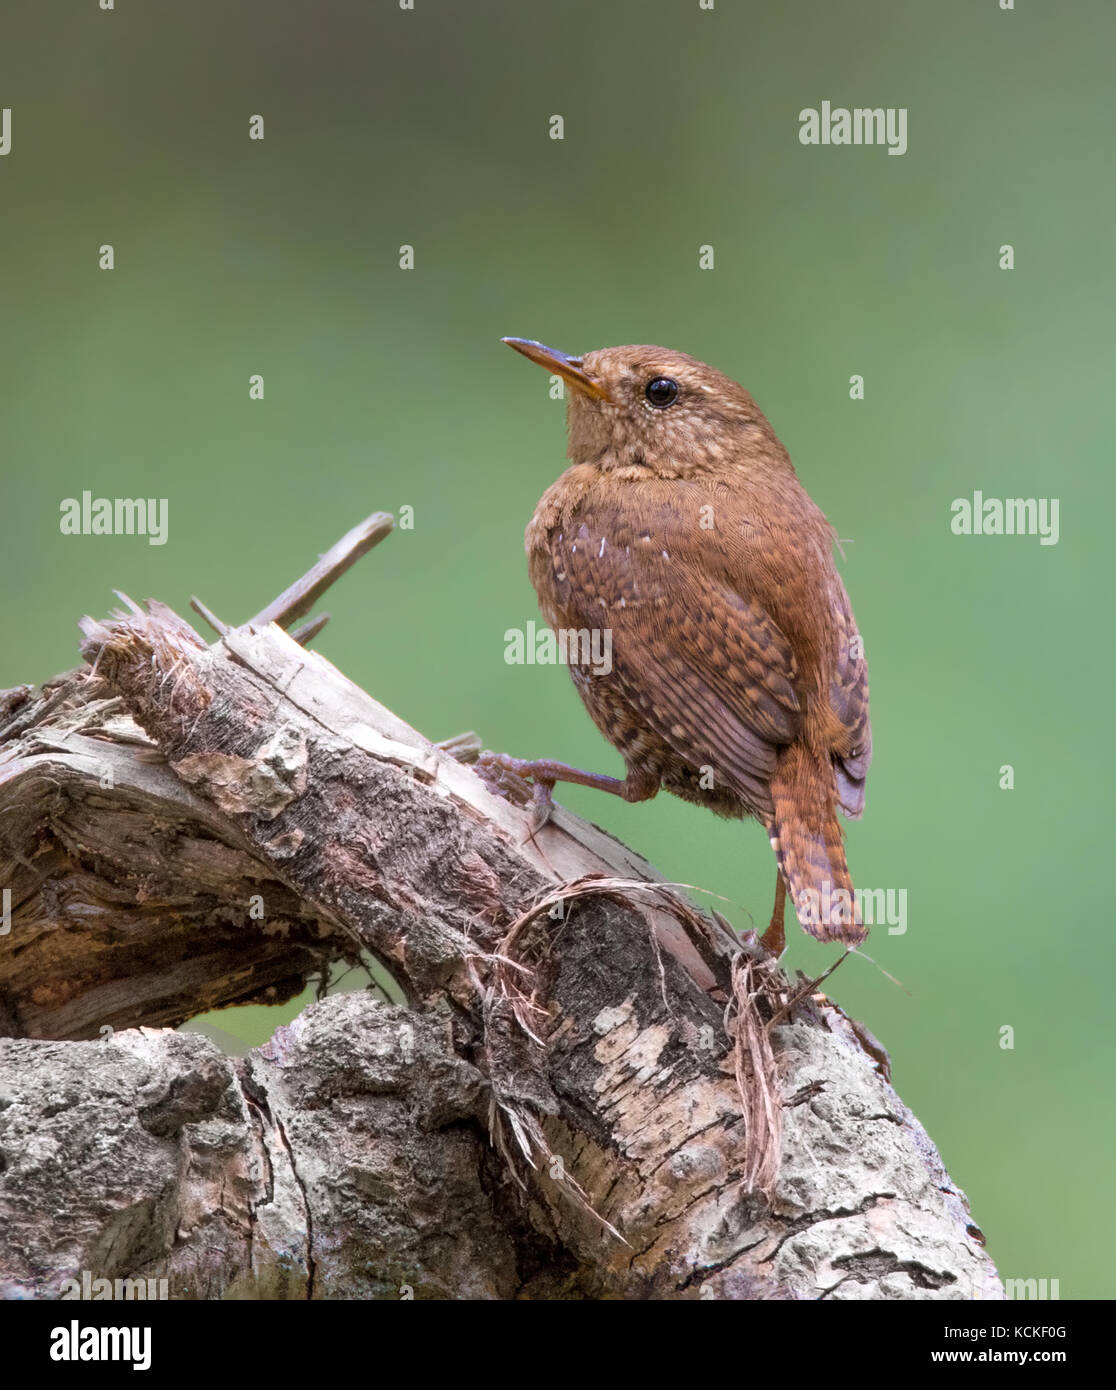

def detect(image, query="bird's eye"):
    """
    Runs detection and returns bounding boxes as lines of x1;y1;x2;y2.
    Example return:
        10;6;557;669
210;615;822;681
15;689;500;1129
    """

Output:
644;377;679;409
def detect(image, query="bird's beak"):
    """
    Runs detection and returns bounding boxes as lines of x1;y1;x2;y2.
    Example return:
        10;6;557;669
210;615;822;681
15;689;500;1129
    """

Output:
502;337;611;401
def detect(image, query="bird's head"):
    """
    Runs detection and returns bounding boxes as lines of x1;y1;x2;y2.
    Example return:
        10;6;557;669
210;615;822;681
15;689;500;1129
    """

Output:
502;338;789;478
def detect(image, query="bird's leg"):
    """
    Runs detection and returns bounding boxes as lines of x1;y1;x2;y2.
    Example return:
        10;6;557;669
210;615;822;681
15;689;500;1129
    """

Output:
760;872;787;957
476;752;657;829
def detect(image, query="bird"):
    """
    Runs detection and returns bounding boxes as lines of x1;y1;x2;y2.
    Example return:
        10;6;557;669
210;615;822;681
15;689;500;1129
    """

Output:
480;338;872;951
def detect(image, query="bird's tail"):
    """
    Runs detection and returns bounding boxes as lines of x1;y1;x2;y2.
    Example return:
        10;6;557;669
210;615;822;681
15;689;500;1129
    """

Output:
769;742;866;945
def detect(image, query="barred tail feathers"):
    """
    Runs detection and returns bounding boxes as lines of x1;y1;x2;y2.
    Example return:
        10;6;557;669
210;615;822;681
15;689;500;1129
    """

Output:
769;743;866;946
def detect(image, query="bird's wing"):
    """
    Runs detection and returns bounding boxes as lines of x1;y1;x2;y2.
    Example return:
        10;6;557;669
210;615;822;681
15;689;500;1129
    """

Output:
532;512;801;814
827;572;871;818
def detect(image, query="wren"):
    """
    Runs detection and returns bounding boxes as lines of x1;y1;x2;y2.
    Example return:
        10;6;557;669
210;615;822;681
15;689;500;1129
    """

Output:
482;339;872;951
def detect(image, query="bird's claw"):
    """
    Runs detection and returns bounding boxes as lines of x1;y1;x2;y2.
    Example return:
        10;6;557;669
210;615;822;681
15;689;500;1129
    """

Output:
475;752;556;827
528;779;556;831
474;751;530;805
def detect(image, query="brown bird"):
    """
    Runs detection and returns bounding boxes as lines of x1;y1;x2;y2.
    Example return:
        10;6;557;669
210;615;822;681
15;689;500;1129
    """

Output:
482;338;872;951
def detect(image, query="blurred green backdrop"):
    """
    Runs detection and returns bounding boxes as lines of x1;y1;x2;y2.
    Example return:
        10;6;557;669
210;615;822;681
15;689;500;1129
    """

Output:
1;0;1111;1296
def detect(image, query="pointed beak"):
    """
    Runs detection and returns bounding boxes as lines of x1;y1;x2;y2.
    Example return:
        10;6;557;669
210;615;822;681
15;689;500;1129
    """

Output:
502;337;611;401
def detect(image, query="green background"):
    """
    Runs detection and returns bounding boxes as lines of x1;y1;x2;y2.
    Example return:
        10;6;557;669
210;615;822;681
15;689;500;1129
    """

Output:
1;0;1110;1296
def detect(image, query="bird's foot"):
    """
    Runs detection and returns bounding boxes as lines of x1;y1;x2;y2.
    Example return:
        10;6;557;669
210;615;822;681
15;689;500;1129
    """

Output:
475;752;557;829
759;916;786;958
476;753;636;833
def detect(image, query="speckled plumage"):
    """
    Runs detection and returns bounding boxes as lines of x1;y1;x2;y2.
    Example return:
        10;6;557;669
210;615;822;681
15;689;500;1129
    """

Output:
501;342;871;946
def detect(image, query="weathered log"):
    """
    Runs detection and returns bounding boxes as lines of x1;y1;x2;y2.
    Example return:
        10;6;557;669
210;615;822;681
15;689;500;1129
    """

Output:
0;514;1001;1300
